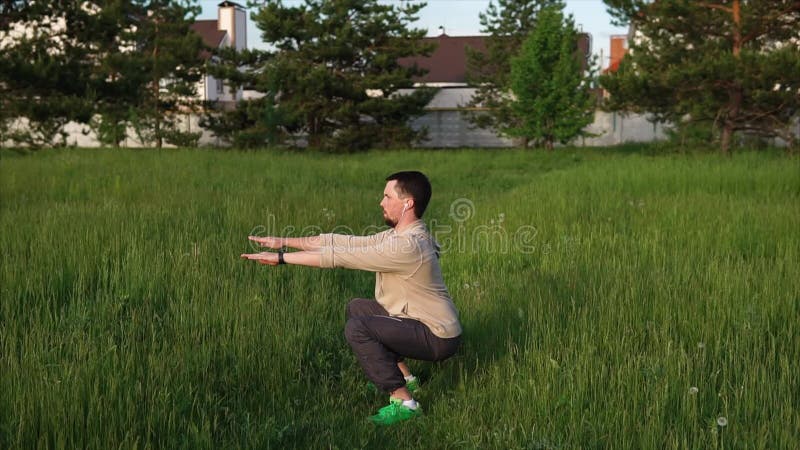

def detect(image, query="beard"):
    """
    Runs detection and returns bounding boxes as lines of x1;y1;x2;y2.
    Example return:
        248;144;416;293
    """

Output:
383;212;397;228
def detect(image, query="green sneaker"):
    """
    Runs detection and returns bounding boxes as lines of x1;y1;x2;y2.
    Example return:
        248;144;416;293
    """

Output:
366;377;420;394
368;398;422;425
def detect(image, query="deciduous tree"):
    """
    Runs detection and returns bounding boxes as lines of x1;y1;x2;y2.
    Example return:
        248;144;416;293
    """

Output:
464;0;566;142
507;6;595;150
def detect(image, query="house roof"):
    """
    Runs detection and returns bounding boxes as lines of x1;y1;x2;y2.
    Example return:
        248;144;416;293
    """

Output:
400;33;592;84
399;35;487;84
191;20;226;49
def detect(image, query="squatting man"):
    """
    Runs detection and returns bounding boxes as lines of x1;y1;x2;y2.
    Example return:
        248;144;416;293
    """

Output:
241;171;461;425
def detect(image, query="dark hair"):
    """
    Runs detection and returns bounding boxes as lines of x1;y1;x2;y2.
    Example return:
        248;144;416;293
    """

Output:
386;171;432;218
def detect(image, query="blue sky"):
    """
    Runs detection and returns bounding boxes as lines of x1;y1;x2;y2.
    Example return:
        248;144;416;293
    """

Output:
197;0;628;69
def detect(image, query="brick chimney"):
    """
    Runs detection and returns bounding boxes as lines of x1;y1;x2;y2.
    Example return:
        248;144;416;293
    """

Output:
608;35;627;73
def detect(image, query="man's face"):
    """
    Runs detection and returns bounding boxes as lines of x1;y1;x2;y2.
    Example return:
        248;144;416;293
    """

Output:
380;180;407;228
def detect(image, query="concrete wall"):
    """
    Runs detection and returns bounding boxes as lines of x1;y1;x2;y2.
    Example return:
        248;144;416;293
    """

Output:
579;111;668;147
410;111;513;148
410;109;667;148
5;104;796;149
405;87;668;148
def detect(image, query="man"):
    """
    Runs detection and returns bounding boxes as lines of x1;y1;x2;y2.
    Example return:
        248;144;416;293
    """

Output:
241;171;461;425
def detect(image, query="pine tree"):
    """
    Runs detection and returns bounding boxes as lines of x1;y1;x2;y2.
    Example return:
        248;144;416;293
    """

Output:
601;0;800;153
213;0;436;151
0;1;98;147
202;47;296;148
507;6;595;150
130;0;205;148
87;1;148;147
0;1;206;149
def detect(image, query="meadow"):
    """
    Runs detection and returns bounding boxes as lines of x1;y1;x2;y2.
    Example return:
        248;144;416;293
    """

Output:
1;147;798;449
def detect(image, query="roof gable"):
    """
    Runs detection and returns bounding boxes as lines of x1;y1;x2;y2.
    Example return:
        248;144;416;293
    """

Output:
191;20;226;49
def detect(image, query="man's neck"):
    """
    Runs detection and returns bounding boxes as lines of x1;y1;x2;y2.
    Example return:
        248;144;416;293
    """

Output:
393;216;419;234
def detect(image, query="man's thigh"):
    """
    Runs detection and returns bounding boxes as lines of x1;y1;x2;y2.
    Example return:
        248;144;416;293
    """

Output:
355;315;438;362
346;298;389;319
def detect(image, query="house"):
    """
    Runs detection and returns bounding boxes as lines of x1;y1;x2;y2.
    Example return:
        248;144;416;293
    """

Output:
395;34;505;147
190;1;247;106
397;33;591;147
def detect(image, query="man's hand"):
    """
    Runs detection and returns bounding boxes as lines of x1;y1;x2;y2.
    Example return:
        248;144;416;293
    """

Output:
240;252;280;265
248;236;284;249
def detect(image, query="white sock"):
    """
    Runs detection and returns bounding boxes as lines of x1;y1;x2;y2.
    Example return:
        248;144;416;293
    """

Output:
404;375;416;382
402;399;418;410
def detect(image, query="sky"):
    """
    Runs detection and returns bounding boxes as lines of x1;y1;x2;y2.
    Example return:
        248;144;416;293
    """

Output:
197;0;629;70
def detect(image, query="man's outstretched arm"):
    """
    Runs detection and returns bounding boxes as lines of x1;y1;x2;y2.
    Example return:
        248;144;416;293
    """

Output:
248;236;323;251
249;231;387;252
241;250;322;267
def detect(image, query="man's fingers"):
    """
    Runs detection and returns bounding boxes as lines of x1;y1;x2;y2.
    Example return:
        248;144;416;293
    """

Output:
248;236;277;247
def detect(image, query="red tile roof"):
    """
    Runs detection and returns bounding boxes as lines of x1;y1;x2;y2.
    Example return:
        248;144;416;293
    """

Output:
399;35;487;84
191;20;226;49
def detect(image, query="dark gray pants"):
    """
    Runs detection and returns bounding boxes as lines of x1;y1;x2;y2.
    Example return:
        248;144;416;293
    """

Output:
344;298;461;393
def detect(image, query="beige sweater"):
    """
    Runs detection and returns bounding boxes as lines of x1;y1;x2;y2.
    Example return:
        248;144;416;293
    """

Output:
319;220;462;339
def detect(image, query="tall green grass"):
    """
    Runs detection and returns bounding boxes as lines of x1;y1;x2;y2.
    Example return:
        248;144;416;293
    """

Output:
1;148;798;448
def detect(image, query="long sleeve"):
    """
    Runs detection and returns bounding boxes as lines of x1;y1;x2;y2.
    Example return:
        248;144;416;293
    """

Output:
319;233;423;274
319;230;389;249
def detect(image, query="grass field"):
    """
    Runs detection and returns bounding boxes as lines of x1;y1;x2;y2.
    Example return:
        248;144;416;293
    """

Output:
1;147;799;449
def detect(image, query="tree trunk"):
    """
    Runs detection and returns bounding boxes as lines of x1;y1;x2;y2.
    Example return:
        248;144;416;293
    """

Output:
153;20;162;149
720;123;733;155
721;85;743;155
153;82;161;149
719;0;740;156
545;137;554;151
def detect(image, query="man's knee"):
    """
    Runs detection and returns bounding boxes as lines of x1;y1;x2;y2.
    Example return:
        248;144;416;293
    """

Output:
344;317;365;345
431;336;462;361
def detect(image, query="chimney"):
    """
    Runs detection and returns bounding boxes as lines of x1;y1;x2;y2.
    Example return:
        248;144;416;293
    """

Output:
218;1;247;51
608;35;628;72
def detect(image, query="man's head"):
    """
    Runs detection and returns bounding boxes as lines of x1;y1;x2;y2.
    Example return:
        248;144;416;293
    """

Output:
381;171;432;228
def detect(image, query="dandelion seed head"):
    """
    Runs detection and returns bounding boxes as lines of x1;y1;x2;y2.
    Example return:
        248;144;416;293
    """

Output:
716;416;727;427
697;342;705;349
463;283;470;289
688;387;698;395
